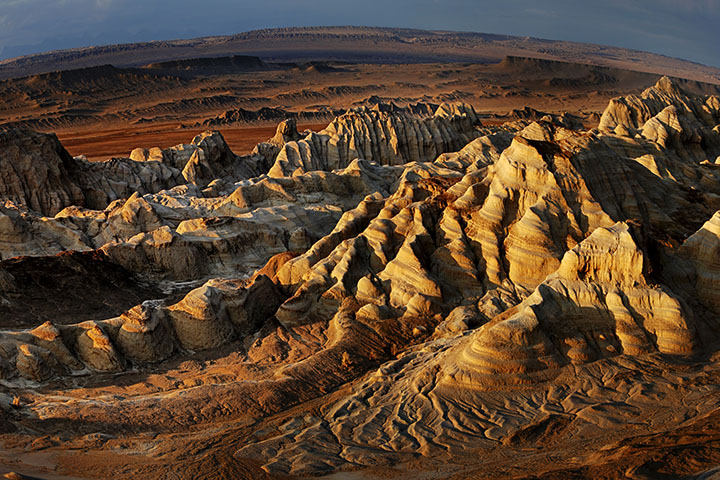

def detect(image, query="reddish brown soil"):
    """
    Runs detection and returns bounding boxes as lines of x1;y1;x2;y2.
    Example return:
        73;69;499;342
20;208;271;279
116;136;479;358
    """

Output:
56;122;329;161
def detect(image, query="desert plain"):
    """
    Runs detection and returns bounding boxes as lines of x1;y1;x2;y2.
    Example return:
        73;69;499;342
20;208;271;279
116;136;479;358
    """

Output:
0;26;719;479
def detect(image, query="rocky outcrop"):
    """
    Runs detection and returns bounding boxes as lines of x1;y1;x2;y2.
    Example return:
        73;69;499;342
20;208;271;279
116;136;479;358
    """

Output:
599;76;720;162
0;160;392;278
445;223;697;387
100;216;296;280
219;109;720;475
0;274;283;380
0;128;85;216
68;155;185;209
0;126;400;268
4;96;720;479
0;128;182;215
131;130;273;188
677;211;720;314
503;106;585;130
0;103;483;224
180;131;267;187
268;103;481;177
266;119;718;380
0;200;89;259
0;126;295;222
200;107;338;127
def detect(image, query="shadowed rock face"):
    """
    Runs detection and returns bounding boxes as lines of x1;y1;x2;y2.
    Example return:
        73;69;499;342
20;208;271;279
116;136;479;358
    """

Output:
0;250;163;327
2;87;720;480
0;129;85;216
0;127;185;215
0;127;278;217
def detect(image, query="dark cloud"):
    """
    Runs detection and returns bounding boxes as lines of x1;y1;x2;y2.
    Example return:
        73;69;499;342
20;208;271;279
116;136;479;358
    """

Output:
0;0;717;66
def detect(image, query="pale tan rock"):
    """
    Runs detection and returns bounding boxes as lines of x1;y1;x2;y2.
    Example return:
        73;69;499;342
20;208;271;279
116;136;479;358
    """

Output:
268;103;481;177
15;344;61;381
0;201;90;259
74;322;124;372
103;192;166;241
435;305;483;336
0;270;284;380
599;76;720;162
404;293;440;317
430;208;484;301
29;321;82;370
275;194;386;289
167;283;234;351
434;131;513;171
443;223;698;387
129;146;165;163
678;211;720;313
355;274;386;306
217;159;392;215
355;303;394;322
116;303;175;363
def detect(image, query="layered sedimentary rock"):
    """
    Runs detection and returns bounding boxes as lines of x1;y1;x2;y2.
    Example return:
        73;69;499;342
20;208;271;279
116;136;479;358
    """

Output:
179;131;270;187
221;87;720;475
599;76;720;162
2;94;719;373
677;211;720;313
0;129;85;216
0;128;178;215
0;200;90;259
269;117;718;348
0;158;400;281
200;106;340;127
445;223;697;388
0;127;282;220
268;103;481;177
0;274;283;380
68;154;185;208
2;91;720;478
0;123;410;277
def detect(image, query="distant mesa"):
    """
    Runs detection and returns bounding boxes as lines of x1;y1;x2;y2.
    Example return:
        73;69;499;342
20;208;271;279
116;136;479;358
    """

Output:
1;26;720;82
142;55;268;76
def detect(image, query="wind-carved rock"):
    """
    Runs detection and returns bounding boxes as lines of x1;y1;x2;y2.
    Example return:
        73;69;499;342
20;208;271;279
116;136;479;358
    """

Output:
599;76;720;162
0;274;283;380
181;131;268;187
0;126;290;223
0;128;182;215
132;130;275;188
268;103;481;177
0;128;85;216
2;90;720;477
68;155;185;209
267;119;718;387
445;223;698;388
677;211;720;314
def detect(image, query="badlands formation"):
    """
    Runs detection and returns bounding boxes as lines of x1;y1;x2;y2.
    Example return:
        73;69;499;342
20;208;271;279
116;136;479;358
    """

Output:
0;76;720;478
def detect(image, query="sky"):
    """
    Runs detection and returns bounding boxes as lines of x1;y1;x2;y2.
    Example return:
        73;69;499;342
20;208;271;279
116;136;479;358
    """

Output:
0;0;718;67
